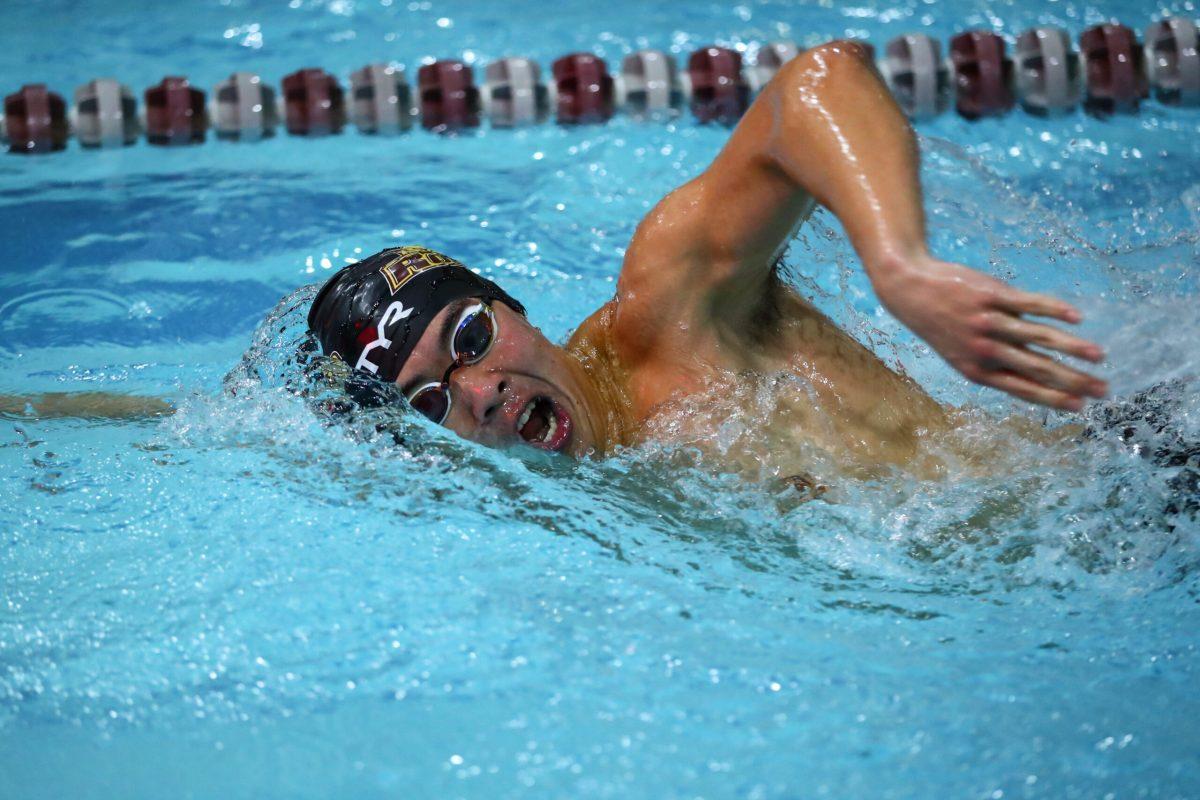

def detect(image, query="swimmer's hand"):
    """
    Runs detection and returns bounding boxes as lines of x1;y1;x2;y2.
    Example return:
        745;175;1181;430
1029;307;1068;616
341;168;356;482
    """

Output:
870;254;1108;412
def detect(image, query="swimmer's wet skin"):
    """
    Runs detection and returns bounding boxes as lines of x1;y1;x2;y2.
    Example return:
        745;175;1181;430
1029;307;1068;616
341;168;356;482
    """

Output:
306;41;1108;469
0;393;173;420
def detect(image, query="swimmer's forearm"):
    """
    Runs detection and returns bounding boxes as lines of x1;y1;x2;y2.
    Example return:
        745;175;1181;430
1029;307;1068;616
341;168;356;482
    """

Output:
0;393;175;420
762;41;927;273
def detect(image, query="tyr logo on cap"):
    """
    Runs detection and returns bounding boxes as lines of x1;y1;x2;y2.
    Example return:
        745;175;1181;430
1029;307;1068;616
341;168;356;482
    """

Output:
354;300;413;375
379;246;458;295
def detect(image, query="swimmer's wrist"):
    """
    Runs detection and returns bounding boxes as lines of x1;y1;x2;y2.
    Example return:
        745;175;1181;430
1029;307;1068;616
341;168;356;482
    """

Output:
863;246;932;286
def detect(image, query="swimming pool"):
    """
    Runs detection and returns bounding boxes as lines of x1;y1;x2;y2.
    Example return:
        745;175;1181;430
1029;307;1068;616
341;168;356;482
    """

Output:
1;0;1199;797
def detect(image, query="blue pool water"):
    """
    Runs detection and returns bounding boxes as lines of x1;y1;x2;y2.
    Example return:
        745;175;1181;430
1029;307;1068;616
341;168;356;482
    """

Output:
2;1;1199;797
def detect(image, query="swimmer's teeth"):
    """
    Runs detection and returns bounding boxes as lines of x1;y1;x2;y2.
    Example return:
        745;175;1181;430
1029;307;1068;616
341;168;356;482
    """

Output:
542;412;557;443
517;401;534;432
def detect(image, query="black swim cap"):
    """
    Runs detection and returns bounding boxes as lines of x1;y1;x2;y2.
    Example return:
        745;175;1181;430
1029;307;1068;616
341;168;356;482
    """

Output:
307;245;526;383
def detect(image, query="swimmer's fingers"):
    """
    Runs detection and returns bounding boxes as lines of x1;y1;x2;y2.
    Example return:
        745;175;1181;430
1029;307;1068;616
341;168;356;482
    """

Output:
975;369;1087;412
992;287;1082;324
985;313;1105;362
986;342;1108;401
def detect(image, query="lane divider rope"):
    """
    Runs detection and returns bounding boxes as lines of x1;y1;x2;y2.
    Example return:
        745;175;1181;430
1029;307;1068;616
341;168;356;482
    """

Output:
3;19;1196;155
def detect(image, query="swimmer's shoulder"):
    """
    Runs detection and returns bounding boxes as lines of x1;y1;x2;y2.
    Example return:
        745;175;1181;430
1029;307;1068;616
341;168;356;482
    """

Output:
568;296;662;369
567;299;622;360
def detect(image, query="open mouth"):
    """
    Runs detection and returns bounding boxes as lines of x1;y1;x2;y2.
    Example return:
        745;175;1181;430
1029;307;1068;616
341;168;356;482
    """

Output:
516;395;572;452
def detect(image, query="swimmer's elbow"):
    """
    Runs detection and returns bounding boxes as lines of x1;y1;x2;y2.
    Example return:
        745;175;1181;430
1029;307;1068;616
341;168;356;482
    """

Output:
769;40;877;99
766;40;893;141
761;39;911;186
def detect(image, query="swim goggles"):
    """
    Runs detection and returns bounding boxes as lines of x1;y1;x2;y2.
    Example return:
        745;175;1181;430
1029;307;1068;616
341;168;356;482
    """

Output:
406;300;497;424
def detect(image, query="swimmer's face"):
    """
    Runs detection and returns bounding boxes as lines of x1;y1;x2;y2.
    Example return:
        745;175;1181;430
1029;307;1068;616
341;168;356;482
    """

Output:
394;299;598;456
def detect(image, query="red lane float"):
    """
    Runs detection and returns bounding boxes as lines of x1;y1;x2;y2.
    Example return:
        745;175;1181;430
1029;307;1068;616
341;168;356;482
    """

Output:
4;84;68;154
552;53;614;124
687;46;750;124
950;31;1015;119
282;68;345;136
1080;24;1149;115
145;77;205;145
418;60;480;132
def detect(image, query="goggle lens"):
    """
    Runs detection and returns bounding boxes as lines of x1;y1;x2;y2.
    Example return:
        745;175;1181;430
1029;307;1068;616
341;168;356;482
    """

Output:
452;304;496;363
408;383;451;424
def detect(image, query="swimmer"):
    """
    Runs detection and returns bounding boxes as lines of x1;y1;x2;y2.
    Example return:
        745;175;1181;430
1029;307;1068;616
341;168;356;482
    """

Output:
304;42;1108;478
3;43;1113;483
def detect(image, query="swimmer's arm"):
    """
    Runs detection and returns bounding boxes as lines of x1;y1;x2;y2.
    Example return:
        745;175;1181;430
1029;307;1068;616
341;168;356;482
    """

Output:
624;41;1108;411
0;393;175;420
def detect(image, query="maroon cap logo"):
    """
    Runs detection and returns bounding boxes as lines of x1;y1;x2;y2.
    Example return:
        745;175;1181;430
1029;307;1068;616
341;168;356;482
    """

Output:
379;246;458;295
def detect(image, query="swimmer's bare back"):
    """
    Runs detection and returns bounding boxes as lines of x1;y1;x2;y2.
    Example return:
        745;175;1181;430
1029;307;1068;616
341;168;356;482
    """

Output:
569;39;1110;460
0;393;174;420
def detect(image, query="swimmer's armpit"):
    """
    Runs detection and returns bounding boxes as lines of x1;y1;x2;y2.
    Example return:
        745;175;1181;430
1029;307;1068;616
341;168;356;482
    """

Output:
0;393;175;420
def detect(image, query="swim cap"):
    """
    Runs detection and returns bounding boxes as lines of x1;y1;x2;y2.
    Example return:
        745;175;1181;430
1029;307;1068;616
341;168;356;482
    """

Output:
307;245;526;383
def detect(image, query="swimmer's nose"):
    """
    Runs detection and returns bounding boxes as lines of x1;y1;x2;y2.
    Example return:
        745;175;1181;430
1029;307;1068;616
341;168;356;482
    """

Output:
449;362;508;425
